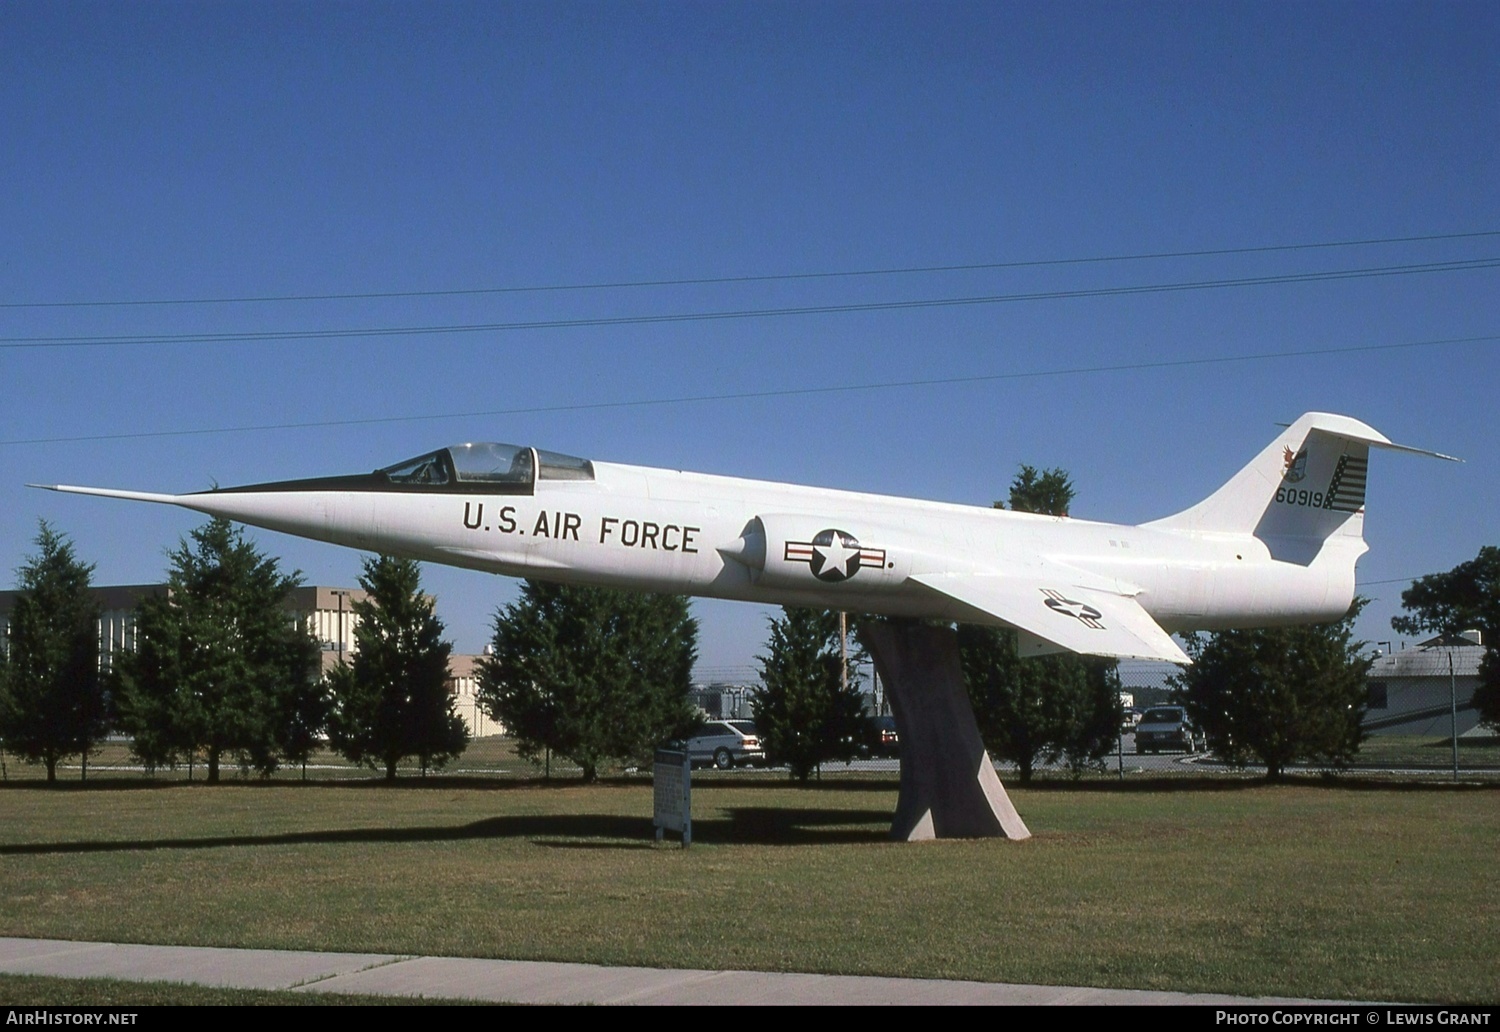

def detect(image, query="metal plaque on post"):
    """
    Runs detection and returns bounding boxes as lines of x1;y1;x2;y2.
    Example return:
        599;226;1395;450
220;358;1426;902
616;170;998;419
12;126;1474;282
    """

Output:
653;748;691;847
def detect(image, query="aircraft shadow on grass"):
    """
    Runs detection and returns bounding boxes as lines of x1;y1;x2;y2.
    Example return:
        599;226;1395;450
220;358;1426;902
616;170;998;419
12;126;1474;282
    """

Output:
0;807;894;857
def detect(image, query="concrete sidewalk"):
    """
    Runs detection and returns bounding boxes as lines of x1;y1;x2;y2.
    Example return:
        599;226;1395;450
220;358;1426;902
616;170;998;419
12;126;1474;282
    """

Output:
0;936;1333;1005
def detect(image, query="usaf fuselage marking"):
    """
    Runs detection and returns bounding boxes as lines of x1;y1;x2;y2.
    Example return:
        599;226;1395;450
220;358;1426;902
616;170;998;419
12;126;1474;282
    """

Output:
600;516;699;553
461;501;697;553
463;502;578;538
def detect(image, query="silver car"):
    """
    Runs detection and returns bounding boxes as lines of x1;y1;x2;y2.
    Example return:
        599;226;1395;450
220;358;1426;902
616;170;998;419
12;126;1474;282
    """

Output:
1134;705;1203;755
683;720;766;770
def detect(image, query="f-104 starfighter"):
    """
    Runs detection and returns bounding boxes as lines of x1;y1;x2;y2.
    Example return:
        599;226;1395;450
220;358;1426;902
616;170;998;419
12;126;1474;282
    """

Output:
36;411;1454;664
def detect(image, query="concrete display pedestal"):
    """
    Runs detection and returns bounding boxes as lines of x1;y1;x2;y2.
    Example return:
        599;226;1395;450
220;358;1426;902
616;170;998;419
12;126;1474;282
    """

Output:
859;620;1031;841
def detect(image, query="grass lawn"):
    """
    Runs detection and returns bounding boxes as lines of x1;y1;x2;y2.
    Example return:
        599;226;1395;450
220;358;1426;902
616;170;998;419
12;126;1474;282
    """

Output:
0;736;567;783
0;974;483;1006
1353;734;1500;771
1;771;1494;1004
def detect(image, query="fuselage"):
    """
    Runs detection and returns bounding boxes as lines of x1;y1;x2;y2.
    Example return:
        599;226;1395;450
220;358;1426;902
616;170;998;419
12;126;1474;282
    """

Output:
175;457;1356;633
43;412;1454;665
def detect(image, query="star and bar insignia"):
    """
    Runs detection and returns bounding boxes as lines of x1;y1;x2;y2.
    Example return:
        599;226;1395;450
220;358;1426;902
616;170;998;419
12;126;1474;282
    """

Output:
1041;588;1106;629
784;528;887;583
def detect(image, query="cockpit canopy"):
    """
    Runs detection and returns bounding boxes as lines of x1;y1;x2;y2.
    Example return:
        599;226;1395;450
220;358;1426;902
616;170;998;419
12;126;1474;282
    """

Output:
377;443;594;493
210;442;594;497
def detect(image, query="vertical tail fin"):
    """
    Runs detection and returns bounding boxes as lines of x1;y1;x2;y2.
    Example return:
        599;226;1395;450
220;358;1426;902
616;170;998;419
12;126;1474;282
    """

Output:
1145;412;1456;564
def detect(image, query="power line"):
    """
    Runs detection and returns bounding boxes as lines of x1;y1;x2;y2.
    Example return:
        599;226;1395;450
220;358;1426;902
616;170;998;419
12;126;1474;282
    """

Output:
4;257;1496;351
4;229;1496;311
3;332;1491;447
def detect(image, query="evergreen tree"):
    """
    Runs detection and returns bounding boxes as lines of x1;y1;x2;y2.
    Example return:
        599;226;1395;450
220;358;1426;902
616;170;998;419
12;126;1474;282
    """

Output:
327;555;466;779
273;668;333;780
1392;547;1500;730
1002;464;1076;516
957;626;1083;782
0;523;108;782
112;518;321;781
477;580;697;782
755;607;865;781
1171;601;1371;780
960;465;1119;779
1057;658;1125;774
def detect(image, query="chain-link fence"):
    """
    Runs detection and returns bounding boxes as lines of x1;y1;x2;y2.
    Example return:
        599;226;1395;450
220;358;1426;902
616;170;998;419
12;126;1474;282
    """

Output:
1111;661;1499;777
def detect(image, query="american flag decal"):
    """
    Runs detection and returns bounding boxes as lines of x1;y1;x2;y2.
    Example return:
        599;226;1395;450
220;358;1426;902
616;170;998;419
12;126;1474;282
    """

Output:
1323;454;1368;513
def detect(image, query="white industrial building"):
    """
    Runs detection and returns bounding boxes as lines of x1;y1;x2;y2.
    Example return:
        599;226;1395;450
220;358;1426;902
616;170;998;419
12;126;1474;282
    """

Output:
1365;632;1488;736
447;654;508;738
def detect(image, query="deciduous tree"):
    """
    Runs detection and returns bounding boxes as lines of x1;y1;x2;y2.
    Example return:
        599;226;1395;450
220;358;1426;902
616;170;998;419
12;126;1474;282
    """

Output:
1172;601;1371;780
327;555;466;779
477;580;697;782
1392;547;1500;730
755;608;865;781
0;523;108;782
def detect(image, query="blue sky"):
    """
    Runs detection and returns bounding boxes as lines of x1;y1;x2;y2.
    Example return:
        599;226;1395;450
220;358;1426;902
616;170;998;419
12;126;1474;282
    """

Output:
3;1;1496;678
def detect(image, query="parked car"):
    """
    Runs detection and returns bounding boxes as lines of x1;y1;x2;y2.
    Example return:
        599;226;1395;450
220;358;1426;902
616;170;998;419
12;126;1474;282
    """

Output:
1121;707;1143;732
841;715;896;761
1133;705;1203;754
869;714;900;758
681;719;766;769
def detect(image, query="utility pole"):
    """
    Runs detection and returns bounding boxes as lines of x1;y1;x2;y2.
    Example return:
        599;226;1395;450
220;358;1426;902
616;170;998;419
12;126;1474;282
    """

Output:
1450;650;1459;781
839;611;848;695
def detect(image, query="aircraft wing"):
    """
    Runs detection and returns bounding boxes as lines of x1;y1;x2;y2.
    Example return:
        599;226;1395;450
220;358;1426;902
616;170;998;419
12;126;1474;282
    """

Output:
910;570;1190;664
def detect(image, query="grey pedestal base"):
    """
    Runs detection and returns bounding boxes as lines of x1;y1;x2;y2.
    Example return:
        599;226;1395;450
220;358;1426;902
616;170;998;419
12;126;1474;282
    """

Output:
859;620;1031;841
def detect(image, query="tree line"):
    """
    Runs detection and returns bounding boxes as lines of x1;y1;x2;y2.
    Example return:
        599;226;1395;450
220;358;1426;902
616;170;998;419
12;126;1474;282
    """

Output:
4;501;1497;785
0;518;467;782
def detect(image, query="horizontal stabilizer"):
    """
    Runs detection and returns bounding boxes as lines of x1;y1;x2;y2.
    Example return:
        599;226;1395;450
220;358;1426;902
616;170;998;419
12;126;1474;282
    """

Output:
911;571;1190;664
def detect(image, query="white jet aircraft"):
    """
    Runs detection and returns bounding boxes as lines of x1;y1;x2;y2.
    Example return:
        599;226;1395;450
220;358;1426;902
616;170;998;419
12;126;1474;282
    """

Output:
35;412;1453;664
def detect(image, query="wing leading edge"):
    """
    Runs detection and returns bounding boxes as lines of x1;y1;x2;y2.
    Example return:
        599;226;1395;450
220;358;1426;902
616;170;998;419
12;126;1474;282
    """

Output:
910;571;1190;664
